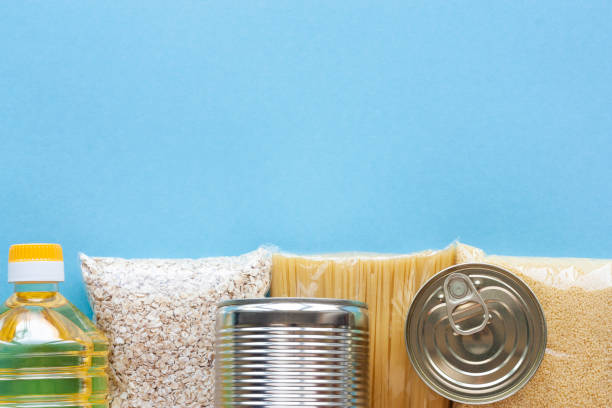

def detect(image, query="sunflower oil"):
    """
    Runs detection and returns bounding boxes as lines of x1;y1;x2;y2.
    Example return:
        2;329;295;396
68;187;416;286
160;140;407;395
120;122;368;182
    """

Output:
0;244;108;408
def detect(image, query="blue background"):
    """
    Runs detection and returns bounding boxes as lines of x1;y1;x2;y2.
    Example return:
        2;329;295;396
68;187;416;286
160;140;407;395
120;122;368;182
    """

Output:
1;1;611;316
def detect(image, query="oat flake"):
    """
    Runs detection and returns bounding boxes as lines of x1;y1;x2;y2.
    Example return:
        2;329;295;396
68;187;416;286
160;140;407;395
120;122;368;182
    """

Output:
80;249;271;408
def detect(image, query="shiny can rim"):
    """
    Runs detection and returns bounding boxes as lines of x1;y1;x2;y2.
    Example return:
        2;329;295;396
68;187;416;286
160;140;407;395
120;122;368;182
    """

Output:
218;297;368;308
405;262;547;404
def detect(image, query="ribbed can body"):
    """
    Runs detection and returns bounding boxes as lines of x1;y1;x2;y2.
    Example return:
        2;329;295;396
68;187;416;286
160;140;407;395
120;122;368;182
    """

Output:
215;298;369;408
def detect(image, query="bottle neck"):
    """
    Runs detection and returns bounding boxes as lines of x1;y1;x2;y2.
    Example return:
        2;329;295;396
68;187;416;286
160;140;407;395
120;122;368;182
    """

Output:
3;281;66;308
13;282;60;302
14;282;59;293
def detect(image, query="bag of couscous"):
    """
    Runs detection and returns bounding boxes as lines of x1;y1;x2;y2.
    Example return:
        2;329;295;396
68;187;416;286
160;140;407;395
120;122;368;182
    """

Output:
455;244;612;408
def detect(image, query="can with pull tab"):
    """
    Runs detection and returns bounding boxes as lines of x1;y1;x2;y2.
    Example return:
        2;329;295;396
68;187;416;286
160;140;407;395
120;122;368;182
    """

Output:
405;263;547;405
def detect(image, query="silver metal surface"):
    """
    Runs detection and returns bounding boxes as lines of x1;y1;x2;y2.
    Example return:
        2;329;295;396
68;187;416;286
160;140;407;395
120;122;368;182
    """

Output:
215;298;369;407
405;263;547;404
443;272;490;335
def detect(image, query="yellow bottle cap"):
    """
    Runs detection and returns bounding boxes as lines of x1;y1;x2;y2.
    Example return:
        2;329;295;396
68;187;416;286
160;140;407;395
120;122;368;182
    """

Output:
7;244;65;282
8;243;64;263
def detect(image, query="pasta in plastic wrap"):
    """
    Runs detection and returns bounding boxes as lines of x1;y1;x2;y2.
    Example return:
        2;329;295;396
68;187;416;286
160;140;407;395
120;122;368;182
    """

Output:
271;247;456;408
455;244;612;408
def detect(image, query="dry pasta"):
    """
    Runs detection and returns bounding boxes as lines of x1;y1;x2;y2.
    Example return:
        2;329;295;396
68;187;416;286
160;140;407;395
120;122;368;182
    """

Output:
271;248;456;408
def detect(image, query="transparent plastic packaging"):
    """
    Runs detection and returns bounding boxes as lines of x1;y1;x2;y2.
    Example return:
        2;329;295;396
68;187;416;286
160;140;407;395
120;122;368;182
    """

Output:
0;282;109;408
271;247;456;408
80;249;271;408
455;244;612;408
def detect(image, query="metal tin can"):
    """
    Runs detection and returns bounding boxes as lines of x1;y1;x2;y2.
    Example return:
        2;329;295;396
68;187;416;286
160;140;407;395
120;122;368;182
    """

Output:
215;298;369;407
405;263;547;404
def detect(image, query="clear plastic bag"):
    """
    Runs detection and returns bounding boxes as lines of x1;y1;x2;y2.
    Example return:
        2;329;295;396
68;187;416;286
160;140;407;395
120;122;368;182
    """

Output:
455;244;612;408
80;249;271;408
271;247;456;408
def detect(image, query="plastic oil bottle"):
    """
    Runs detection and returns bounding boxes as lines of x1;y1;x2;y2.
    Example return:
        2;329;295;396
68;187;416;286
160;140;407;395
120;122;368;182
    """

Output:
0;244;108;407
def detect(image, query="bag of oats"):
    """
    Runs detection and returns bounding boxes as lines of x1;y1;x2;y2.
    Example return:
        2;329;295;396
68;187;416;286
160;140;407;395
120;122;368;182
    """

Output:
80;249;271;408
455;244;612;408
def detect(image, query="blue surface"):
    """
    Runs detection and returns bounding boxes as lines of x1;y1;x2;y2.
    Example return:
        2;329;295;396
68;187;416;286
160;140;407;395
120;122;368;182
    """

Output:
1;1;611;316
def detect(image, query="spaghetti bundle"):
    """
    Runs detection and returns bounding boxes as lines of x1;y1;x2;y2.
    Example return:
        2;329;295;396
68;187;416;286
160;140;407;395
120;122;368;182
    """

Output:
271;247;455;408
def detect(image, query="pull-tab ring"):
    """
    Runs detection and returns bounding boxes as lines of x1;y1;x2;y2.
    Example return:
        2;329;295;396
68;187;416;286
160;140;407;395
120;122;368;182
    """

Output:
444;272;489;336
